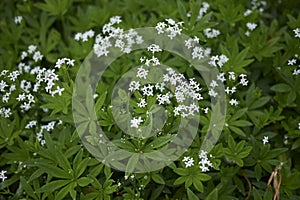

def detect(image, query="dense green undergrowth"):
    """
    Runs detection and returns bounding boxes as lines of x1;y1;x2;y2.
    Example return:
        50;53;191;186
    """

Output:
1;0;300;199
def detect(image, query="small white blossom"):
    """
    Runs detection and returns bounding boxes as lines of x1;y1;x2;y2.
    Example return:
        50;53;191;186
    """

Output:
25;120;37;129
246;22;258;31
198;2;210;19
244;9;253;16
141;84;154;96
0;170;7;182
293;28;300;38
288;58;297;66
137;98;147;108
182;156;194;168
203;28;220;38
147;44;162;54
136;66;149;79
28;45;37;54
14;16;22;24
130;116;143;128
262;136;269;145
8;71;20;81
128;81;140;92
33;51;43;62
198;150;212;172
229;99;239;106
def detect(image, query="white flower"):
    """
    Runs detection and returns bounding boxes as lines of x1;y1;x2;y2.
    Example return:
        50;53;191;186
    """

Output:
244;9;253;16
74;29;95;42
25;120;37;129
182;156;194;168
239;74;248;86
198;2;210;19
28;45;37;54
229;99;239;106
293;28;300;38
298;123;300;130
8;71;20;81
14;16;22;24
198;150;212;172
217;73;226;82
0;80;8;92
228;72;236;80
128;81;140;92
262;136;269;145
141;84;154;96
287;58;297;66
246;22;257;31
203;28;220;38
33;51;43;62
0;170;7;182
110;16;122;24
137;98;147;108
136;66;149;79
208;88;218;97
157;93;172;105
147;44;162;54
130;116;143;128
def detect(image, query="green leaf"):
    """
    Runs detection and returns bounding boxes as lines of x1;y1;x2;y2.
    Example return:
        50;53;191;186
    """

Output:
187;188;199;200
55;182;76;200
20;177;38;200
173;176;187;185
77;177;93;187
151;173;165;184
37;179;71;193
193;179;204;192
177;0;188;24
230;120;252;127
206;188;218;200
270;83;291;93
252;187;263;200
36;162;72;179
126;154;139;173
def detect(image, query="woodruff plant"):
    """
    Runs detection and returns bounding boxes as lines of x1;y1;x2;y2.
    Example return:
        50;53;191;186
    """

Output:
1;0;300;199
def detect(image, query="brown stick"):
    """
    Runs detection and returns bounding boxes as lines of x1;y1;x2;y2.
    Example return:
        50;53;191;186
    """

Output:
240;169;252;200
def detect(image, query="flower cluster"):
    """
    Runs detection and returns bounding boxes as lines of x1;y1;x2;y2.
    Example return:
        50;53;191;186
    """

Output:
28;120;63;146
74;29;95;42
0;44;73;145
197;2;210;19
92;16;143;57
244;0;267;16
155;19;183;39
203;28;220;39
20;45;43;62
185;37;211;60
182;156;194;168
127;43;203;129
245;22;258;36
182;150;213;172
208;54;229;68
208;72;248;106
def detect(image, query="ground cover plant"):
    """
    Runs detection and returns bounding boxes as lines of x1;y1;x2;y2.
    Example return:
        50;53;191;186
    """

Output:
0;0;300;199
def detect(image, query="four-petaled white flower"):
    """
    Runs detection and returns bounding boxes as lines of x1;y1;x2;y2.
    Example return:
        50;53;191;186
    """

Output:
262;136;269;145
293;28;300;38
130;117;143;128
